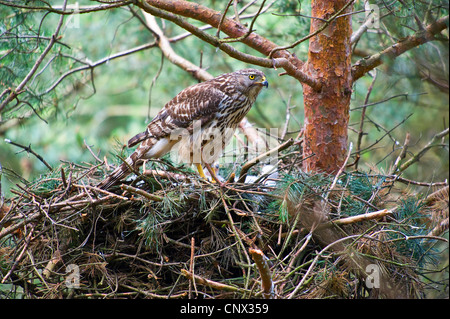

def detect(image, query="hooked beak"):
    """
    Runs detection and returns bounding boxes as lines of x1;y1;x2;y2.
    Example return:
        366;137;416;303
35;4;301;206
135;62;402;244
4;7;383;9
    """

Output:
260;76;269;88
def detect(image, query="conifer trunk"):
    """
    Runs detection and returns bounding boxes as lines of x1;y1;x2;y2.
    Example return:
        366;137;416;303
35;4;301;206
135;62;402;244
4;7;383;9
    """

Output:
302;0;353;174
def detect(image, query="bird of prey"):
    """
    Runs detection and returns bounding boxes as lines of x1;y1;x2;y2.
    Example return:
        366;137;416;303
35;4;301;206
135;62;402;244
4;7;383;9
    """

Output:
97;68;268;189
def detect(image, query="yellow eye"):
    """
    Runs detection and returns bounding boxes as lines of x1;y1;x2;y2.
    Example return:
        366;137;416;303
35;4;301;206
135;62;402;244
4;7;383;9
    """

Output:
249;74;255;80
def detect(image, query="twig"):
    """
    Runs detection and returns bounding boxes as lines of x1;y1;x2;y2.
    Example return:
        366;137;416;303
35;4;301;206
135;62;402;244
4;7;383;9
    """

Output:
354;70;377;170
181;269;251;294
4;138;52;171
288;234;362;299
120;184;163;202
385;176;448;187
1;226;34;283
238;138;294;183
399;128;449;173
355;114;413;157
268;0;355;58
216;0;234;39
189;237;197;298
323;209;393;228
84;140;103;163
249;247;273;299
0;0;68;113
0;0;132;15
121;284;187;299
40;41;158;96
143;169;189;181
327;142;353;196
390;132;410;174
219;0;267;44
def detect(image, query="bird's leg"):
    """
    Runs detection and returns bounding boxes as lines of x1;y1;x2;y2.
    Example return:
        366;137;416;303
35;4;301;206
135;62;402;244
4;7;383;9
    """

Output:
142;160;149;174
196;163;207;179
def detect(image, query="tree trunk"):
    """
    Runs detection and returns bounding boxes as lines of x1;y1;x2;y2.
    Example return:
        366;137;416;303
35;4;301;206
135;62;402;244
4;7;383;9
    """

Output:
302;0;353;174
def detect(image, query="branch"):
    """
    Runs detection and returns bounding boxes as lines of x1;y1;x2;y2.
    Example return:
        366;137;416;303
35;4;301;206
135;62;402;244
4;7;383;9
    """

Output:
4;138;53;171
0;0;133;15
352;15;449;82
249;247;273;299
237;138;293;183
268;0;355;58
390;132;410;175
399;128;449;173
139;0;321;90
40;42;157;96
0;0;68;113
120;184;164;202
181;269;250;294
325;209;394;227
141;11;213;81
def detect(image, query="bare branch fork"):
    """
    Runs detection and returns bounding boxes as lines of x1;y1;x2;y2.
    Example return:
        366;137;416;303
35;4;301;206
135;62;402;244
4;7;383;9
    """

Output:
4;139;53;171
352;15;450;81
399;128;449;173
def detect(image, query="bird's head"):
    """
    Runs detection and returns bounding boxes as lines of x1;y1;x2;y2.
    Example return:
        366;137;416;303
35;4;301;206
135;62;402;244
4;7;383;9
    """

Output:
234;69;268;99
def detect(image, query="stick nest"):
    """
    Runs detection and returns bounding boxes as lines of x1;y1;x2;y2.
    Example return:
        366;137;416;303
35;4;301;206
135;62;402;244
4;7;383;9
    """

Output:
0;151;448;299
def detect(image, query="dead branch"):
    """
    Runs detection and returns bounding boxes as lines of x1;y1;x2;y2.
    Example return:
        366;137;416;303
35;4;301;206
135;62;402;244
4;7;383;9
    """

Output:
326;209;393;227
181;269;250;294
354;70;377;170
399;128;449;173
237;138;293;183
139;0;321;90
120;184;163;202
352;15;449;82
4;139;53;171
142;12;213;82
248;247;273;299
390;132;411;174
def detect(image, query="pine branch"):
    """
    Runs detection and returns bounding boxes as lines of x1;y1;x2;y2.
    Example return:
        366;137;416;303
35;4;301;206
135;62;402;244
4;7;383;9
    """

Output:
142;12;213;82
0;0;68;113
139;0;321;90
352;15;449;82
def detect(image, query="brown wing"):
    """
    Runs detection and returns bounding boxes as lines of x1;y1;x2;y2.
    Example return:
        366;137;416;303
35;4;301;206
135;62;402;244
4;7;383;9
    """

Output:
128;81;228;147
150;82;227;136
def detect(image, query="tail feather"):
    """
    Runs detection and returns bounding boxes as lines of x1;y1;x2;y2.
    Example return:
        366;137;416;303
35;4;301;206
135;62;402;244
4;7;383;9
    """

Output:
97;156;135;190
97;138;157;190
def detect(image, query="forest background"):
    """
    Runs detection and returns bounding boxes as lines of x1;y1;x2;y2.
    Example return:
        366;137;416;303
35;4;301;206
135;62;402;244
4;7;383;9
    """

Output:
0;0;448;299
1;0;448;192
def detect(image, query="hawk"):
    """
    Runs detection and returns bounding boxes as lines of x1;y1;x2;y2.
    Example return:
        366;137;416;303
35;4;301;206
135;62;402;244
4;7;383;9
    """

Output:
97;68;268;189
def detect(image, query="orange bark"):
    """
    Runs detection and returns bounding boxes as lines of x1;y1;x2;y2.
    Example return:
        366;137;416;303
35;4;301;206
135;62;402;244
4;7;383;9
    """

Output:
302;0;353;174
142;0;321;89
